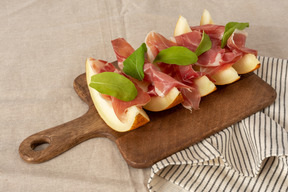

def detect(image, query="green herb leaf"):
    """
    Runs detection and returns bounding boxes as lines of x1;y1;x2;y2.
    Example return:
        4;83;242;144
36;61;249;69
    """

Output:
194;31;212;56
123;43;147;81
89;72;138;101
221;22;249;48
153;46;198;65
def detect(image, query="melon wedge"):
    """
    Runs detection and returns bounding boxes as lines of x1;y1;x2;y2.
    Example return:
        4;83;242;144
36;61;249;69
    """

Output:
144;75;217;111
144;87;183;111
174;15;192;36
233;54;261;74
212;66;240;85
194;76;217;96
86;58;150;132
200;9;214;25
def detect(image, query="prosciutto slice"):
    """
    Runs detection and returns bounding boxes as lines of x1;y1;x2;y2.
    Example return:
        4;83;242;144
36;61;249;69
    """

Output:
180;88;201;110
143;63;191;96
145;32;201;79
89;59;150;121
185;24;257;77
174;31;202;52
191;24;257;55
195;38;241;77
111;38;190;97
190;24;225;40
227;30;258;56
110;84;150;122
111;38;134;69
90;58;119;74
145;31;201;110
145;31;177;62
196;38;225;67
199;30;257;76
173;27;236;72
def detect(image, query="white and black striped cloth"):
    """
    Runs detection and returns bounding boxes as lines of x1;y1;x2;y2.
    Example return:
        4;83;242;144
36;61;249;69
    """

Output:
148;56;288;192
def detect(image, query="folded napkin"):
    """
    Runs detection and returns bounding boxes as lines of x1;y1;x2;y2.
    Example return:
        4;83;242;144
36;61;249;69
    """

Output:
148;56;288;192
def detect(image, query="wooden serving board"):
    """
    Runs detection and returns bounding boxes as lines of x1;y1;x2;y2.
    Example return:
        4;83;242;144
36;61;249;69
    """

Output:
19;72;276;168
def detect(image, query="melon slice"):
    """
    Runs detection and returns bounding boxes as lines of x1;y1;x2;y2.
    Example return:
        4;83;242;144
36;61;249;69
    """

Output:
86;58;149;132
174;15;192;36
233;54;261;74
194;76;217;96
200;9;214;25
212;66;240;85
144;87;183;111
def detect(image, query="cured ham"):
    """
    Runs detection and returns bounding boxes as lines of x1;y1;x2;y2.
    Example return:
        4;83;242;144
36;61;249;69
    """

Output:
110;85;150;122
145;31;177;62
173;26;234;75
176;24;258;78
196;38;241;77
174;31;202;52
111;38;134;69
227;30;258;56
175;25;226;71
90;59;119;74
89;58;150;121
145;31;202;81
142;63;191;96
180;88;201;110
145;31;202;110
196;38;224;68
190;24;225;40
111;38;190;97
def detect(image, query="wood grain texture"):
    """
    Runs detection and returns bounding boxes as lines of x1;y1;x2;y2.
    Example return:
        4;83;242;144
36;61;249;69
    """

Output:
19;72;276;168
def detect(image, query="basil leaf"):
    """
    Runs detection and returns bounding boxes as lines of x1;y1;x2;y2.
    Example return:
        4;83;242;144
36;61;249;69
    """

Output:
221;22;249;48
89;72;138;101
153;46;198;65
194;31;212;56
123;43;147;81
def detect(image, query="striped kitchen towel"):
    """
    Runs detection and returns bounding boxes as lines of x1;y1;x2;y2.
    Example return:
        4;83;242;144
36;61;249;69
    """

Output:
148;56;288;192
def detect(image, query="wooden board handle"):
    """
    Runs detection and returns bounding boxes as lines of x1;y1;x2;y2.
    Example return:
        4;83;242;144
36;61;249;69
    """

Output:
19;73;120;164
18;109;116;163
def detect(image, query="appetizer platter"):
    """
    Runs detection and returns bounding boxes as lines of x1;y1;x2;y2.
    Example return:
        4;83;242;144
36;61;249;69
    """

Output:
19;10;276;168
86;10;261;132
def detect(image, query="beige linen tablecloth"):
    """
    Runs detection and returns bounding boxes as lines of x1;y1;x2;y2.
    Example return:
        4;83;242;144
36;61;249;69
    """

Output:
1;0;288;191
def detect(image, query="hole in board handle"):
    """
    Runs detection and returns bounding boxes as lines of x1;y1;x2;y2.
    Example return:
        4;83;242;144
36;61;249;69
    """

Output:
31;138;51;151
33;142;50;151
